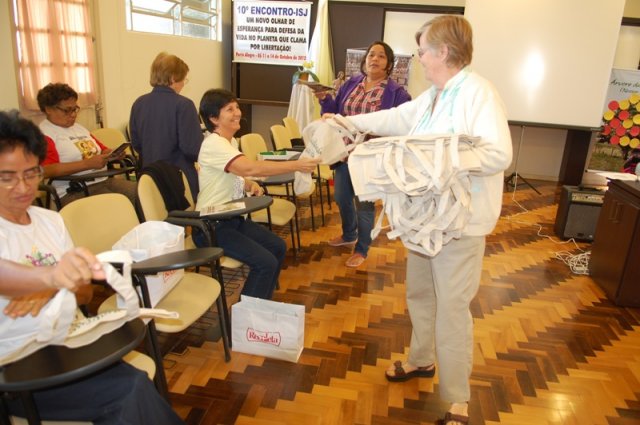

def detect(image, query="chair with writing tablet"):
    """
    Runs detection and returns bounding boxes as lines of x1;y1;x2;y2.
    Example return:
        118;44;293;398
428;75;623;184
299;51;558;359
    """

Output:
90;127;137;178
239;133;299;252
270;124;323;229
282;116;304;148
60;193;231;400
136;168;244;273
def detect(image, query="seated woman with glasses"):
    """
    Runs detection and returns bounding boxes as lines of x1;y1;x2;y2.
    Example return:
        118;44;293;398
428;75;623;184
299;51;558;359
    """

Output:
0;110;185;424
37;83;137;207
196;89;319;299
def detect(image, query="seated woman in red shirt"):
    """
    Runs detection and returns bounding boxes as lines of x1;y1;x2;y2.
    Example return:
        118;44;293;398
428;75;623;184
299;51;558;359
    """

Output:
37;83;136;207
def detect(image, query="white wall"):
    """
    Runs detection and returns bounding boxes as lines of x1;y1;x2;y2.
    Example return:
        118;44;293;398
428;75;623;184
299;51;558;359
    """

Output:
93;0;232;133
506;126;566;180
0;0;20;111
625;0;640;16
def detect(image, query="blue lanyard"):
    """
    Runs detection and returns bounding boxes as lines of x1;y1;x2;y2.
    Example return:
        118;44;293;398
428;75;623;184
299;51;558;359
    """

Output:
412;68;469;135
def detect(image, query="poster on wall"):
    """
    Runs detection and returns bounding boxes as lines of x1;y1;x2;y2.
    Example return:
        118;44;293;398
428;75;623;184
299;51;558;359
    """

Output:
587;68;640;175
233;0;312;66
344;49;412;89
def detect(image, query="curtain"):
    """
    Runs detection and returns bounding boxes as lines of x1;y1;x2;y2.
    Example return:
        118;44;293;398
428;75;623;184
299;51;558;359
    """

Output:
11;0;97;111
288;0;334;131
307;0;334;90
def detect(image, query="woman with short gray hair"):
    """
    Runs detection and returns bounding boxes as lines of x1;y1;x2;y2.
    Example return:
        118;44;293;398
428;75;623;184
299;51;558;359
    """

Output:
324;15;512;425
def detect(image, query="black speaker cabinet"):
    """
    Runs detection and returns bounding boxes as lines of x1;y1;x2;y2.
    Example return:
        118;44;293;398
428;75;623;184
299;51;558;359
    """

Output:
554;185;604;241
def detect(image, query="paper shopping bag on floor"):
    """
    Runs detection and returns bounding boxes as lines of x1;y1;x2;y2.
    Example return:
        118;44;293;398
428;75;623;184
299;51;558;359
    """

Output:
231;295;305;362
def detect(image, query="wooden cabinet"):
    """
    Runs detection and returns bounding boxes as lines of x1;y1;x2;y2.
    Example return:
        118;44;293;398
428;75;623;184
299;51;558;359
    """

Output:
590;180;640;307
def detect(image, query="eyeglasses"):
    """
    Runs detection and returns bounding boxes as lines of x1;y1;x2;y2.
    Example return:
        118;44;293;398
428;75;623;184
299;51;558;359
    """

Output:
55;105;80;115
0;166;44;189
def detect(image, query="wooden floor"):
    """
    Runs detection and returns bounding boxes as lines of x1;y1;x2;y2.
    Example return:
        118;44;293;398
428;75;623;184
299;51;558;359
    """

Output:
156;180;640;425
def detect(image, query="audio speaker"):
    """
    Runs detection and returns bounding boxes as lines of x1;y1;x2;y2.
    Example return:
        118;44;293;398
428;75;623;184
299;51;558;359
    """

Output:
554;185;604;241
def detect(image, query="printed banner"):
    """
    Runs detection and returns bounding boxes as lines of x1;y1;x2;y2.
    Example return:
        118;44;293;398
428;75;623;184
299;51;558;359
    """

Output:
233;0;312;65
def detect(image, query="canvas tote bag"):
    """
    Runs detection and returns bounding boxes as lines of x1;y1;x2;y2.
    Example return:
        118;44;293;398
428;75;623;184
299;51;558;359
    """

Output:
0;250;177;365
294;115;370;194
348;134;481;256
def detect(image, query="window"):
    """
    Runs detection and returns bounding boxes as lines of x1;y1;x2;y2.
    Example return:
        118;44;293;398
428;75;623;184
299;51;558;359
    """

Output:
125;0;220;41
10;0;97;111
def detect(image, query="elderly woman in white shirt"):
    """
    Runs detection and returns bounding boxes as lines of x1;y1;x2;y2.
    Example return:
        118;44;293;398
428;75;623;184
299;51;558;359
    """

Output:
325;16;512;425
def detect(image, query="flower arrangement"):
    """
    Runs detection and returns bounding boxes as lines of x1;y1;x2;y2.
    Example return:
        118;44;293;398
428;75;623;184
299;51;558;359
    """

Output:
598;92;640;150
292;60;319;85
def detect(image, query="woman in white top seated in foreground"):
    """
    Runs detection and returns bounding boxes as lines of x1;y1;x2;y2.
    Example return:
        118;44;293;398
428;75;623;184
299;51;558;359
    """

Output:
195;89;319;299
0;110;184;425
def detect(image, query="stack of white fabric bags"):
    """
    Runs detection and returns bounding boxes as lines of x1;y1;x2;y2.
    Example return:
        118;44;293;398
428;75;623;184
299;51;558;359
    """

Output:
303;115;482;256
348;133;480;256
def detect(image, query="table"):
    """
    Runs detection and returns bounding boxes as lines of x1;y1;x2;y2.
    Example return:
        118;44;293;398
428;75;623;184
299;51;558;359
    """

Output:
197;195;273;220
130;247;231;398
262;172;295;187
259;173;302;249
0;319;146;424
590;180;640;307
49;166;136;196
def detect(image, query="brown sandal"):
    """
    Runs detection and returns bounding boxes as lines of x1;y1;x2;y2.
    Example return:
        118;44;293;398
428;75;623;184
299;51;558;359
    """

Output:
385;360;436;382
442;412;469;425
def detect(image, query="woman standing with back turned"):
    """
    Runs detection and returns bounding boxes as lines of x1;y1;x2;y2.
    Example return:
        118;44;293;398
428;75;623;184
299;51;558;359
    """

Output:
316;41;411;268
129;52;203;197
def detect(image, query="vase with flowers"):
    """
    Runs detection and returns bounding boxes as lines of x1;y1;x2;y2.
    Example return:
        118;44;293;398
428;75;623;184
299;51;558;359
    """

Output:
292;61;319;85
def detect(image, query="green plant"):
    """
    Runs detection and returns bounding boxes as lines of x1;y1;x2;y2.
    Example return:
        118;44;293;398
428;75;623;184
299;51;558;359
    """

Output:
292;61;319;85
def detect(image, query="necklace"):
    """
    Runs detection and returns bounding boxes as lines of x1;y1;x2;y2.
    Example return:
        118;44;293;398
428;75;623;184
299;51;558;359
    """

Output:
364;76;385;91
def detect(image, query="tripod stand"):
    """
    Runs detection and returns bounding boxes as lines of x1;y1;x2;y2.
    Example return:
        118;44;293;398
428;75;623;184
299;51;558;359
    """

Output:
504;125;541;195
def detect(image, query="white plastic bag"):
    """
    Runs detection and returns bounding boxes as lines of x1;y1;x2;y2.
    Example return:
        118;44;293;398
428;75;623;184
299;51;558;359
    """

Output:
231;295;305;362
293;150;314;195
293;170;313;196
112;221;185;306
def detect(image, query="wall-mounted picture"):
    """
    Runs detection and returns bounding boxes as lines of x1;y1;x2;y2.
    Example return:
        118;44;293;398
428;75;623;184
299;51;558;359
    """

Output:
587;69;640;175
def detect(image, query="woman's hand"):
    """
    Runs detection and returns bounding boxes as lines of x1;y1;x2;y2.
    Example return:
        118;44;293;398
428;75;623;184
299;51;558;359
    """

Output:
86;153;110;170
245;180;264;196
314;90;329;101
4;289;57;318
321;113;335;120
47;247;105;291
103;148;126;161
295;157;321;173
